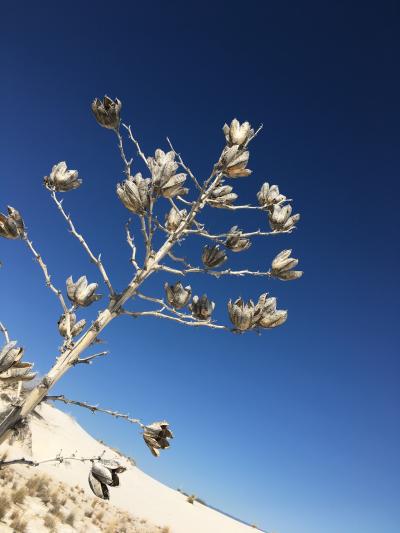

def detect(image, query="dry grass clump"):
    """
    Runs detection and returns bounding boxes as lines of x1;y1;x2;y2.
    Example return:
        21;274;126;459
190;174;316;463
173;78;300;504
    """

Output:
43;513;57;530
11;486;28;504
161;527;171;533
10;511;28;532
65;510;76;526
0;493;10;520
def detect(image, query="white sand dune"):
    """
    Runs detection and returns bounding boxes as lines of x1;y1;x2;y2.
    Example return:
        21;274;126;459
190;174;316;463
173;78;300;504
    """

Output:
1;402;259;533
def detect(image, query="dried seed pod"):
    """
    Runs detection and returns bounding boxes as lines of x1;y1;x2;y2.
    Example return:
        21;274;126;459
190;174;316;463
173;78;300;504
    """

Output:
208;184;238;208
57;313;86;338
228;298;255;331
43;162;82;192
116;173;151;215
147;149;188;198
257;182;286;208
271;250;303;281
222;119;254;147
225;226;251;252
88;471;109;500
66;276;101;307
143;421;173;457
253;293;288;329
0;206;25;239
0;341;24;374
165;207;187;232
189;295;215;320
164;282;191;309
91;95;122;130
269;204;300;232
202;245;227;269
0;366;36;384
221;146;252;178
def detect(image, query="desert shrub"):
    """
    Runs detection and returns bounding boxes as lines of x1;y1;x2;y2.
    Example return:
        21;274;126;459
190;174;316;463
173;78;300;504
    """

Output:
12;486;27;504
186;494;195;504
84;508;94;518
96;510;104;521
161;527;171;533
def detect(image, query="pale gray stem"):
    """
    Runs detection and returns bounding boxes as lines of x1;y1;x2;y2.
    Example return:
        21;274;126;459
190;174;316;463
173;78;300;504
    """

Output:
46;395;143;427
73;351;109;365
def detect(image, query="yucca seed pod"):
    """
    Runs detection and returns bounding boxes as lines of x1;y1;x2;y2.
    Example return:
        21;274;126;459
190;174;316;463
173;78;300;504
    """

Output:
271;249;303;281
268;204;300;232
147;149;188;198
91;462;117;486
58;313;86;338
0;341;24;374
43;161;82;192
91;95;122;130
143;421;173;457
228;298;255;331
257;182;286;208
88;470;109;500
165;207;187;232
66;276;101;307
0;206;25;239
202;245;227;269
116;172;151;215
164;282;191;309
225;226;251;252
208;184;238;208
0;366;36;384
253;293;288;329
222;119;254;147
189;295;215;320
221;146;252;178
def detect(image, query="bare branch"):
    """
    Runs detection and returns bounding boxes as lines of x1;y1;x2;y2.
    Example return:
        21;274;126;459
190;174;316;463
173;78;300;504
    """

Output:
114;128;133;176
23;235;72;342
51;192;115;296
123;308;228;330
73;351;109;365
122;124;151;170
0;322;10;343
185;227;293;240
125;220;140;270
159;264;272;279
166;137;202;191
46;395;143;427
0;453;108;469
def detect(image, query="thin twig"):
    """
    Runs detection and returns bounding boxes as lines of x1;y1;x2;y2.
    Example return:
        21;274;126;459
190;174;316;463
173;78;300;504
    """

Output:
115;128;133;176
0;453;108;468
125;220;140;270
123;309;228;330
73;351;109;365
167;137;202;191
51;192;115;296
46;395;143;427
158;264;272;278
23;235;72;342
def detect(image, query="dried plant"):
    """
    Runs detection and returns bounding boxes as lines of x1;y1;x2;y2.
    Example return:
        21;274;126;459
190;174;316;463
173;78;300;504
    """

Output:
0;97;303;497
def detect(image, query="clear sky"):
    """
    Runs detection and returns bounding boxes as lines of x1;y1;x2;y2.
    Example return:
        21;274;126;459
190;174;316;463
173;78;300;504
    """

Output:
1;2;399;532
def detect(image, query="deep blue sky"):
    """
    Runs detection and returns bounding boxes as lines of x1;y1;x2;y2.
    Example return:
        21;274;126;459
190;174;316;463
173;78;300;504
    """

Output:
1;2;399;532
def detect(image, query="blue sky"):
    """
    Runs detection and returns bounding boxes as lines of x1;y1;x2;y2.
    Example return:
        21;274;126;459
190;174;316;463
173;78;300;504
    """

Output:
1;2;399;532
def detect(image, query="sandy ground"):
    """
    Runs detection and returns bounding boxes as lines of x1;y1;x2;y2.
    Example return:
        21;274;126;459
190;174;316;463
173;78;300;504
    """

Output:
0;402;259;533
